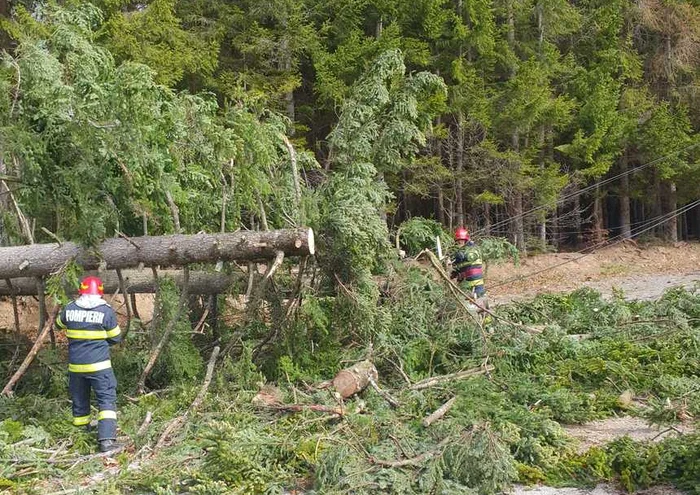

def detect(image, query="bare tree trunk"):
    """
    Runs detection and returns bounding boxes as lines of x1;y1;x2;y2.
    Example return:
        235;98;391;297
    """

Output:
593;183;605;243
437;188;445;225
511;131;526;252
652;170;663;236
619;151;632;239
663;180;678;242
281;38;295;124
538;127;546;250
552;206;560;249
455;115;465;227
165;191;181;233
447;133;455;228
5;278;20;342
506;1;524;251
281;135;302;213
573;191;582;247
513;189;526;252
484;203;491;236
36;278;53;349
539;222;546;249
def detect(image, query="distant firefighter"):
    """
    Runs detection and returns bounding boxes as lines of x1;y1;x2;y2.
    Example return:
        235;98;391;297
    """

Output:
450;227;491;322
450;227;486;298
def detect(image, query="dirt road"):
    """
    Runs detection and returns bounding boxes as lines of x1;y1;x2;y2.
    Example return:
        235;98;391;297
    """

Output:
488;243;700;305
512;484;683;495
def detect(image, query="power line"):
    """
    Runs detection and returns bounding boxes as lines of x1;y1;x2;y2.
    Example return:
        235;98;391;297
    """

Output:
489;198;700;289
472;142;700;237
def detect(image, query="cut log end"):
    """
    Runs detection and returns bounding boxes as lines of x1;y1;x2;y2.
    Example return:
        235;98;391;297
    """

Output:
306;228;315;256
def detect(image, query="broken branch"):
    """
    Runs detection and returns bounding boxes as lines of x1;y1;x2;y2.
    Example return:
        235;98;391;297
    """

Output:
371;436;452;468
137;266;190;394
155;345;220;449
368;375;400;409
2;307;60;396
422;396;457;427
409;365;494;391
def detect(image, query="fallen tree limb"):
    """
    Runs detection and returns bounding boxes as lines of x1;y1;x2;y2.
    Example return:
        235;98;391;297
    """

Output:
155;346;220;449
246;250;284;316
419;249;533;333
0;228;315;279
137;411;153;437
269;403;345;416
368;375;400;408
422;397;457;427
371;436;452;468
2;307;59;396
5;278;21;341
137;267;190;394
409;365;494;391
116;268;133;340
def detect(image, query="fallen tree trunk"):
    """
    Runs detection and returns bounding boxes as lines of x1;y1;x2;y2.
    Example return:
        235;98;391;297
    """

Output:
0;228;314;279
331;360;378;399
0;270;239;296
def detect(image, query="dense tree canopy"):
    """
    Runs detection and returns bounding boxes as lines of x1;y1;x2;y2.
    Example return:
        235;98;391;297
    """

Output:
0;0;698;251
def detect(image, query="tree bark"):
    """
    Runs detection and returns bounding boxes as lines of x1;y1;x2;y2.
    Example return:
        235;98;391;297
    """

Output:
512;190;526;252
619;151;632;239
422;396;457;427
592;183;605;243
331;360;379;399
0;228;314;279
484;203;491;236
0;269;238;296
663;180;678;242
652;170;663;235
437;187;445;225
510;128;526;251
573;190;582;247
281;134;302;211
455;115;465;227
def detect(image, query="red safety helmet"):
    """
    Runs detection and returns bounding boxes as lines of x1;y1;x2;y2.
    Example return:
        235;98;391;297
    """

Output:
454;227;470;242
79;276;104;296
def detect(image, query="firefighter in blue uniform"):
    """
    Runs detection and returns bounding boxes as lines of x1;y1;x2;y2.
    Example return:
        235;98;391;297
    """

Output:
55;276;122;453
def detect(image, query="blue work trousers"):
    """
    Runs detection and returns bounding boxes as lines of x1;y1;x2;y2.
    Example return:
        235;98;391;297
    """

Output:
69;368;118;441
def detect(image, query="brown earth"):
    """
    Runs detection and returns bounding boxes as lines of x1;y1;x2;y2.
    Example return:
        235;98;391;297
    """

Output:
0;294;155;342
488;242;700;304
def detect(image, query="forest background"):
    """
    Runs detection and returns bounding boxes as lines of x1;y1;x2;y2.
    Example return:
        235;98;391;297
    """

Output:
0;0;699;251
0;1;699;494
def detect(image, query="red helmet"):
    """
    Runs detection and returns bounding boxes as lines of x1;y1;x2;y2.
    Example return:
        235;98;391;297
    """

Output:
454;227;470;242
79;276;104;295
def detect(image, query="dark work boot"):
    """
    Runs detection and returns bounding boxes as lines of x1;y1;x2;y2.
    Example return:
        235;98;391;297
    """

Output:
98;439;123;453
